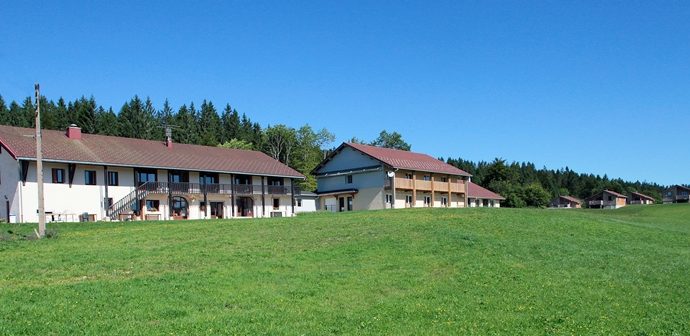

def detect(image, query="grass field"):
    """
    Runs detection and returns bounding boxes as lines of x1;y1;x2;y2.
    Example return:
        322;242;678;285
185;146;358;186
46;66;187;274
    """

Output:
1;205;689;335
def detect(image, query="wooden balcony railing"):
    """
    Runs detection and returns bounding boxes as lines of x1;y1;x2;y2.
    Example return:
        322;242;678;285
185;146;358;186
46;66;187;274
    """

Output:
393;177;464;193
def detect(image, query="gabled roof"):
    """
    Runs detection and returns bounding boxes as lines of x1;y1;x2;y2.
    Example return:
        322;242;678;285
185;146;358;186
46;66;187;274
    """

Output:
558;195;582;204
0;125;304;178
468;181;505;200
316;142;470;177
631;191;655;201
603;189;628;198
670;185;690;192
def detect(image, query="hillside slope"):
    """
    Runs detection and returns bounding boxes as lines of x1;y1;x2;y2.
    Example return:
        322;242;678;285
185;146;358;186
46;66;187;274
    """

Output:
1;206;689;335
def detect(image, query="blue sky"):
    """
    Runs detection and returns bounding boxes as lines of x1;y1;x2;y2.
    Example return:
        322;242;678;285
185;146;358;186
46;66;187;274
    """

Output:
1;1;688;185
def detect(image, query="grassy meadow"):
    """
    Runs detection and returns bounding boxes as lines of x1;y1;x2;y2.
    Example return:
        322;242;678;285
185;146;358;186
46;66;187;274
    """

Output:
1;205;689;335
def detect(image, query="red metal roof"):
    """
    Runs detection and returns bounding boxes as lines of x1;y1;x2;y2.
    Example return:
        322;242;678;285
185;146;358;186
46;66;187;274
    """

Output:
344;142;471;176
559;195;583;204
468;181;505;200
631;191;655;200
602;189;628;199
0;125;304;178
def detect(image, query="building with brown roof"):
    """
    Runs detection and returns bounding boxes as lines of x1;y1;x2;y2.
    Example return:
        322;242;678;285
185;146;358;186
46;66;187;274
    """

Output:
467;181;505;208
0;125;303;223
585;189;628;209
662;185;690;204
312;143;471;211
550;195;582;208
629;192;655;205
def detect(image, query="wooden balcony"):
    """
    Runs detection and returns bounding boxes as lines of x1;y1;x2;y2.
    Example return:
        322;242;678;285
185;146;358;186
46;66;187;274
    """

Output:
393;178;464;193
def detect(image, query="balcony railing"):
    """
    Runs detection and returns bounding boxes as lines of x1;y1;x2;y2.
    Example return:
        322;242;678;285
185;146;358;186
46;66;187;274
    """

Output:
392;177;464;193
136;182;295;196
589;200;617;207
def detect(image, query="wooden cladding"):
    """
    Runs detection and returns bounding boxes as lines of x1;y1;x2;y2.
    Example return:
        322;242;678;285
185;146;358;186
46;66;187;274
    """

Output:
394;177;464;193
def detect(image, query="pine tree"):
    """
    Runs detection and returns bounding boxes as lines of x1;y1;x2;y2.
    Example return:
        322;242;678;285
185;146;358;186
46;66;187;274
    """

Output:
118;96;157;139
0;95;9;125
220;104;240;143
173;104;200;144
95;107;119;135
76;96;97;133
198;100;222;146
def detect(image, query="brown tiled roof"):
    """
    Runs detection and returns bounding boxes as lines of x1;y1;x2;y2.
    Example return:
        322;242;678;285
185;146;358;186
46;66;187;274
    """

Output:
468;181;505;200
0;125;304;178
344;142;471;176
672;185;690;192
603;189;628;198
631;191;655;200
559;195;582;204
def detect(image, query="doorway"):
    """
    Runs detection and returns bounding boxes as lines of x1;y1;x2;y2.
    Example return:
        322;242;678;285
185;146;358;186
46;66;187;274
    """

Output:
237;197;254;217
171;196;188;219
210;202;224;219
339;197;345;212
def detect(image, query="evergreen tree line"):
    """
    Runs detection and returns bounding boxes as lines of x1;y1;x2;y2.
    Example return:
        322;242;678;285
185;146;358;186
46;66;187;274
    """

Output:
445;157;667;207
0;94;334;191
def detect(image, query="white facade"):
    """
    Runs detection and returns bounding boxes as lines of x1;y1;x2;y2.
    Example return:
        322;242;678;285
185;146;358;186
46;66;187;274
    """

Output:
468;197;501;208
0;157;299;223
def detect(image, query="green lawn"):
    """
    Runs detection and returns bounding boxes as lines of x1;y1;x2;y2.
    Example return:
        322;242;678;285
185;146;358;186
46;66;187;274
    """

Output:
1;205;689;335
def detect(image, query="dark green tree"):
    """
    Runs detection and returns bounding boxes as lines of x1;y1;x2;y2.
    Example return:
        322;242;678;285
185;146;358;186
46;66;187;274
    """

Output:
370;130;411;150
198;100;222;146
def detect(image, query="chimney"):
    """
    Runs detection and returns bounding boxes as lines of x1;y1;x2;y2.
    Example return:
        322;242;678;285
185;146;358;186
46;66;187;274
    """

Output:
165;126;173;149
66;124;82;140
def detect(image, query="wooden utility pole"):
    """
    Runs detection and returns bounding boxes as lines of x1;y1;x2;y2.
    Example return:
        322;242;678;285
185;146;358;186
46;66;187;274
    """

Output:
35;84;46;237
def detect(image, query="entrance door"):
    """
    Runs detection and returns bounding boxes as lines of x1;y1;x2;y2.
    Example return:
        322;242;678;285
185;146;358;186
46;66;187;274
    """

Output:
210;202;224;218
171;196;189;219
339;197;345;212
347;197;353;211
237;197;254;217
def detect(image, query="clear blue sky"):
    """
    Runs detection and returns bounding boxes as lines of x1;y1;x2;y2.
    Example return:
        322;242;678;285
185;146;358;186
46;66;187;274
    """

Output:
1;1;688;185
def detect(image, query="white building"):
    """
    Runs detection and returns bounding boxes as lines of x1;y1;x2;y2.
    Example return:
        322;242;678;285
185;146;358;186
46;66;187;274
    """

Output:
294;192;318;213
0;125;304;223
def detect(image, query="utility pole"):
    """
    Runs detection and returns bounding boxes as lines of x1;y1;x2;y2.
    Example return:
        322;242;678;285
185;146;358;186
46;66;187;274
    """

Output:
35;83;45;237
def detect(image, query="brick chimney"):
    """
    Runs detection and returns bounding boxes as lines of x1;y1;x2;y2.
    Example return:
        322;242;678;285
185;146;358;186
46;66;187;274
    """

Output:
66;124;82;140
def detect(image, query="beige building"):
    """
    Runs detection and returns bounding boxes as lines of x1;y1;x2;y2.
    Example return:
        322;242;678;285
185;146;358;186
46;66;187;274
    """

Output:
313;143;471;212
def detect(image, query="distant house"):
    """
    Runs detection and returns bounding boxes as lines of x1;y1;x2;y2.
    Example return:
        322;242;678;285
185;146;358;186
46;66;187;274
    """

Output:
467;181;504;208
662;185;690;204
550;195;582;208
313;143;471;212
586;190;628;209
629;192;655;205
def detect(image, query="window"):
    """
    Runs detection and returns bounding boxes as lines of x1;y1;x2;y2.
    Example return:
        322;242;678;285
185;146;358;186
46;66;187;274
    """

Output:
424;195;431;206
423;175;431;181
107;171;119;186
234;174;251;185
84;170;97;185
405;173;413;179
146;200;160;211
273;198;280;209
405;195;413;204
135;169;157;185
199;172;219;184
441;177;448;182
52;168;65;183
105;197;113;208
297;199;302;207
385;194;393;204
268;177;284;186
347;197;353;211
346;175;353;184
441;196;448;206
169;170;189;183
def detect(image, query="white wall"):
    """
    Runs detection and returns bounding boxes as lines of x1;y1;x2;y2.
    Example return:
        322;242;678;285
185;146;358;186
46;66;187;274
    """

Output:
0;148;21;222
